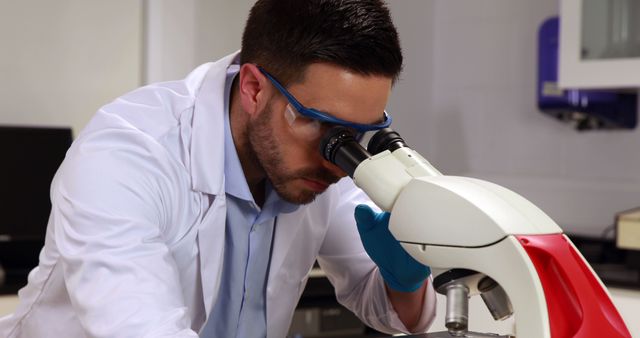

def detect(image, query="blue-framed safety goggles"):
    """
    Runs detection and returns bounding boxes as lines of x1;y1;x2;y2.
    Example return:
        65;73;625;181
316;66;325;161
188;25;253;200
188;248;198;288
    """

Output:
258;66;392;136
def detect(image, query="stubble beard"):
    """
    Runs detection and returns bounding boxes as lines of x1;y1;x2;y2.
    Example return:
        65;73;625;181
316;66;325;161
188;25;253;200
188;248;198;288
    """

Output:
246;104;332;205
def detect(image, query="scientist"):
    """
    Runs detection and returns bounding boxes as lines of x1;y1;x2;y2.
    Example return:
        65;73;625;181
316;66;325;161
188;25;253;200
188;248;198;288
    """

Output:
0;0;436;337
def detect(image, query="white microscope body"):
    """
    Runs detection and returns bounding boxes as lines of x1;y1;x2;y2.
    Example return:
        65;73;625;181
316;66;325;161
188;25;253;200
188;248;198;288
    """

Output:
321;127;631;338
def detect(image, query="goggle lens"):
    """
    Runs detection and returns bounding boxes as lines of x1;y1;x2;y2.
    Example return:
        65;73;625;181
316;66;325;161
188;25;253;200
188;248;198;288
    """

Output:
285;104;369;142
284;104;323;141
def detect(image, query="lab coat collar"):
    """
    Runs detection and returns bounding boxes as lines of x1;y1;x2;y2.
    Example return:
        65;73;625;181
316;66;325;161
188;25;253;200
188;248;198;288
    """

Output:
190;51;241;195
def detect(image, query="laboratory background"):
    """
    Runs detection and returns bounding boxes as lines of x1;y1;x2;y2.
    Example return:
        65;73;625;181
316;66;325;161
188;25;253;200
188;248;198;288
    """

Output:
1;0;639;337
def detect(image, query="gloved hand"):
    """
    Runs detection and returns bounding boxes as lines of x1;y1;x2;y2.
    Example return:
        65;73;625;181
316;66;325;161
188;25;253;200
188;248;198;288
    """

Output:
354;204;431;292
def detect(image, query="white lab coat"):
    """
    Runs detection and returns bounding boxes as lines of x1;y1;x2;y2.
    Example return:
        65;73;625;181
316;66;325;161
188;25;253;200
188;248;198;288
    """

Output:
0;52;436;338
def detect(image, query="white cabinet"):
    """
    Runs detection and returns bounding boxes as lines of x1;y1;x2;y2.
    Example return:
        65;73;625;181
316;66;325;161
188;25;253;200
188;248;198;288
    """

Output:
559;0;640;88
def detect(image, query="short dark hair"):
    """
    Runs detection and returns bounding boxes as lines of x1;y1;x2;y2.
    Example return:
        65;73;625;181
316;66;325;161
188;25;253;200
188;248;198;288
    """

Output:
240;0;403;86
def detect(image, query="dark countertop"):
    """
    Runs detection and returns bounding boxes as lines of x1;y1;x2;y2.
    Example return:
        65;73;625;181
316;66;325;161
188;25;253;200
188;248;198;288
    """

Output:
567;233;640;290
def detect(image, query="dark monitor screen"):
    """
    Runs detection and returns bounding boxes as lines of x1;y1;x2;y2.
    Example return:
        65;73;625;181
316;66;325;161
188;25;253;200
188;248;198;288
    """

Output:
0;126;72;241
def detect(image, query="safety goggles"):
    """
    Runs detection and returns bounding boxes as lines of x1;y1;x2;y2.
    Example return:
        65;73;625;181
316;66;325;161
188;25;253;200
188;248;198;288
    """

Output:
258;66;392;142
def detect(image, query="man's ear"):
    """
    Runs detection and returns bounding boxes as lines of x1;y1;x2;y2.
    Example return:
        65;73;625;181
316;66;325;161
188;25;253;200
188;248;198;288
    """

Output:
238;63;270;117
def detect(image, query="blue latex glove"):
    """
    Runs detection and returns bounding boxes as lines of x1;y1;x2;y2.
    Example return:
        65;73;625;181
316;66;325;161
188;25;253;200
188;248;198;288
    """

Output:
354;204;431;292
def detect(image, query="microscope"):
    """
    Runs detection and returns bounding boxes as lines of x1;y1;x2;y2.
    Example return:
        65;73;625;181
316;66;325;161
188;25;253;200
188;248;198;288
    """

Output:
320;127;631;338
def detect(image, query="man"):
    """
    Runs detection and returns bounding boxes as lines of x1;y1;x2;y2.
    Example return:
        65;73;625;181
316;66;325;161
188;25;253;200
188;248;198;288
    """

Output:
0;0;436;337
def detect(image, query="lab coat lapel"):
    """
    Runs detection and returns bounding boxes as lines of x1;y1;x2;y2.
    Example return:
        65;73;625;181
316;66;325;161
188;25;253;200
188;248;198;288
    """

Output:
190;51;239;321
190;51;239;195
196;194;226;321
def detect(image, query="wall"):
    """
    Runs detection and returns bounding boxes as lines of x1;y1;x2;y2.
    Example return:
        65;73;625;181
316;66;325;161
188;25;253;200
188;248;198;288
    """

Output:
0;0;250;133
388;0;640;236
0;0;143;135
144;0;253;83
0;0;636;245
142;0;640;237
386;0;437;158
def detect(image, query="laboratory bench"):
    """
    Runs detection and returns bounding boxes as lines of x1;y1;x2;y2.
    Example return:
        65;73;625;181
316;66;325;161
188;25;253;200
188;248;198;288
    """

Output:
0;234;639;337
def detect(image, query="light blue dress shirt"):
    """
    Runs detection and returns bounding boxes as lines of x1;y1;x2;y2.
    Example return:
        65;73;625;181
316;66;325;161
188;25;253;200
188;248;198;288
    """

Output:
201;66;298;338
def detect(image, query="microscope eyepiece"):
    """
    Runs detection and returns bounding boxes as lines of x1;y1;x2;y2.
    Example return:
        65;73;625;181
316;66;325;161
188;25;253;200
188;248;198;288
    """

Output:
367;128;408;155
320;127;371;178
